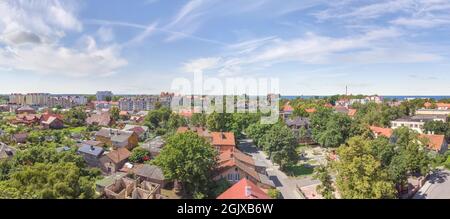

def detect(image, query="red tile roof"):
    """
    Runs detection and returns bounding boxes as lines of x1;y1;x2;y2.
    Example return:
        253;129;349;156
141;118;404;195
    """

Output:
105;148;131;164
305;108;317;113
370;126;393;138
347;109;357;117
211;132;236;146
282;102;294;112
217;178;270;199
420;134;446;152
436;103;450;108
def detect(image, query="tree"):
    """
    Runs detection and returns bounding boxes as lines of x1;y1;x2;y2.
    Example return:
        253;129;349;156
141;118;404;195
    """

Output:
110;106;120;121
190;113;207;127
0;162;96;199
63;107;87;127
313;165;335;199
245;123;272;147
129;148;151;163
424;121;450;141
260;124;298;170
206;112;231;132
267;189;282;199
152;132;218;198
311;111;352;148
334;136;396;199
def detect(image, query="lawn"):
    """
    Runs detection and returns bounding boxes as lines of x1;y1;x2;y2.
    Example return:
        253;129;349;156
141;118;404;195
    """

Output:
285;164;315;178
67;126;87;133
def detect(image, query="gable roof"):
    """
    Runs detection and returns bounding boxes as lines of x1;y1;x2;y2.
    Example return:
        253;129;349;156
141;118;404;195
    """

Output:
211;132;235;146
105;148;131;163
217;149;259;181
369;126;393;138
0;143;16;159
86;113;112;126
420;134;447;152
217;178;270;199
282;102;294;112
134;164;165;181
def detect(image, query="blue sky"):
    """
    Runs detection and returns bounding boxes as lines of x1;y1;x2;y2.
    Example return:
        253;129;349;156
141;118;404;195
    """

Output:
0;0;449;95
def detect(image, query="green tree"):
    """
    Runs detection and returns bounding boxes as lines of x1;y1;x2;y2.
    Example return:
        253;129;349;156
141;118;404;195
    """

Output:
313;165;335;199
260;124;298;170
63;107;87;127
152;132;218;198
206;112;231;132
129;148;151;163
335;136;396;199
245;123;272;147
267;188;282;199
110;106;120;121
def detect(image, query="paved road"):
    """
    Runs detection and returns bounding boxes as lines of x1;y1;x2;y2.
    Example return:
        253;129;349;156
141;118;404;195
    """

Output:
238;139;319;199
413;169;450;199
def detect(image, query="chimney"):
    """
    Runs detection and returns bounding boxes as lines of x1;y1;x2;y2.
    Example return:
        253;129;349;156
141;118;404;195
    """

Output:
221;132;226;139
90;145;95;151
245;186;252;197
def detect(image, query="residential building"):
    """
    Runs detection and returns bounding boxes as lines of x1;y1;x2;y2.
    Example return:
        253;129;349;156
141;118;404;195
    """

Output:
118;96;159;112
369;126;394;139
211;132;236;152
436;103;450;110
41;116;64;129
100;148;131;174
415;109;450;118
89;101;118;111
420;134;448;154
11;133;28;144
215;149;274;189
9;93;49;106
141;136;165;158
122;124;149;141
217;178;271;199
15;105;36;114
96;91;113;101
391;115;446;133
86;113;114;127
77;144;104;168
285;117;312;143
95;128;139;150
133;164;167;188
280;102;294;120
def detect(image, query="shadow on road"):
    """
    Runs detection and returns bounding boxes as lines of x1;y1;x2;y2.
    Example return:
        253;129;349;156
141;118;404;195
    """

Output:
269;175;283;187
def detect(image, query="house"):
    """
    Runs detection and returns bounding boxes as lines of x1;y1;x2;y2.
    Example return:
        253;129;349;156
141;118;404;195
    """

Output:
370;126;394;138
420;134;448;154
217;178;271;199
0;143;16;160
122;124;149;141
12;133;28;144
55;146;71;153
96;172;127;195
77;144;104;168
177;126;211;139
335;99;350;107
15;105;36;114
133;164;167;188
129;115;145;123
104;177;161;199
215;149;274;189
335;106;357;117
86;113;114;127
285;117;311;142
436;103;450;110
95;128;139;150
141;136;165;158
41;116;64;129
415;109;450;119
280;102;294;120
211;132;236;152
391;115;446;133
12;114;41;125
100;148;131;174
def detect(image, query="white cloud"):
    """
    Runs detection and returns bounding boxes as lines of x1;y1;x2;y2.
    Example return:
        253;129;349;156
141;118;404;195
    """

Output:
0;0;127;77
182;57;221;73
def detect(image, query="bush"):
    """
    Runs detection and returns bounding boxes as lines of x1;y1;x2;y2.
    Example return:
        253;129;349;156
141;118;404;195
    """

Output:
267;189;282;199
129;148;151;163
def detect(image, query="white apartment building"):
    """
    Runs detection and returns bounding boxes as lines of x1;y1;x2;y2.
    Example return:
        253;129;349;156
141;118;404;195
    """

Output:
96;91;113;101
9;93;49;106
391;115;447;134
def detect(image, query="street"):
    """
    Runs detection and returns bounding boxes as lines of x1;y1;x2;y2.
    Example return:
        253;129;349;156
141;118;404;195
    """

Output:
413;169;450;199
238;139;320;199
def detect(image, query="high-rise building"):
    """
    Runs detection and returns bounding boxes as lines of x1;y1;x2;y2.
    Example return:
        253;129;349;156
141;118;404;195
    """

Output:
96;91;113;101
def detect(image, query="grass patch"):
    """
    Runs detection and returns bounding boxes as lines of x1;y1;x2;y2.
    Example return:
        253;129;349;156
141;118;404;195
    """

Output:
285;164;314;178
67;126;87;133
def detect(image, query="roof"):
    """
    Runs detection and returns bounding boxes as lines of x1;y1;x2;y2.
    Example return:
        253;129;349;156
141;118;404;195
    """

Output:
17;106;35;111
105;148;131;163
285;117;310;127
305;108;317;113
282;102;294;112
41;116;62;125
134;164;165;181
211;132;235;146
347;109;357;117
86;113;112;126
13;133;28;140
436;103;450;108
370;126;393;138
217;149;260;181
217;178;271;199
420;134;447;152
96;128;134;143
77;144;104;157
123;125;148;136
177;126;211;138
41;112;63;121
141;136;165;153
96;172;126;187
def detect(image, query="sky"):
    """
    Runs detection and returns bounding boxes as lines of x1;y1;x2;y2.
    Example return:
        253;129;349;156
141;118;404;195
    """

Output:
0;0;450;95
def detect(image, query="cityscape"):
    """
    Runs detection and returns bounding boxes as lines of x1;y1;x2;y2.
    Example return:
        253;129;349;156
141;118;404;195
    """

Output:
0;0;450;206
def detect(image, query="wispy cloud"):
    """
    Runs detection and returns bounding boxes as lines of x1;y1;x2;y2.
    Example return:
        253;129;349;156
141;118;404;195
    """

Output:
0;0;127;77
